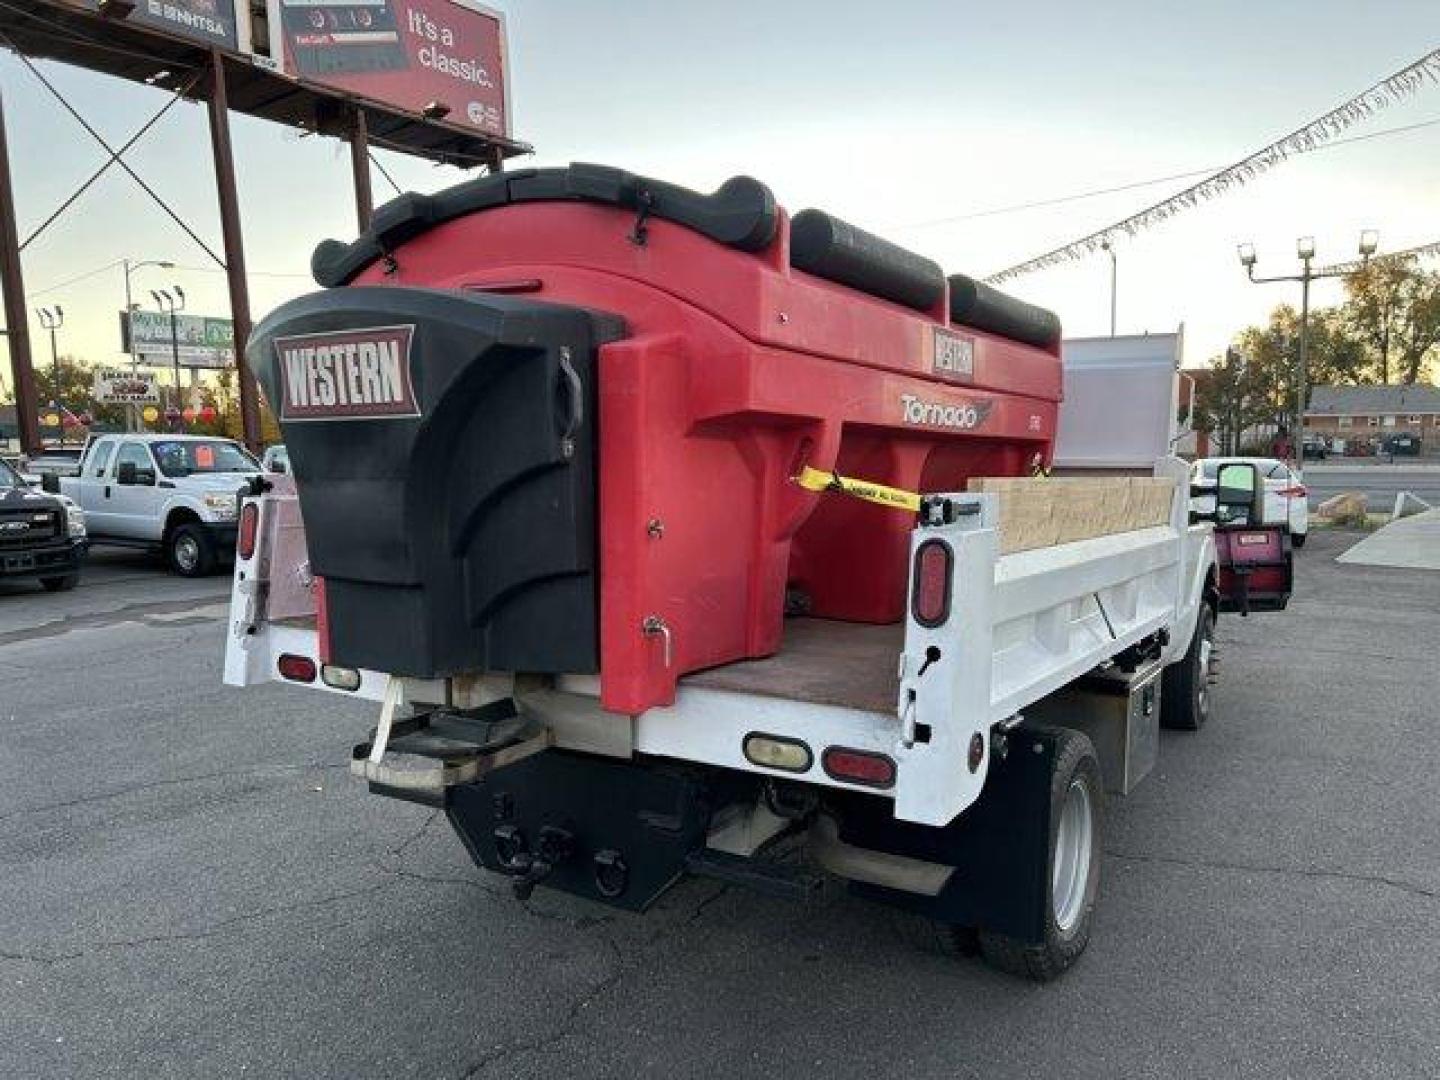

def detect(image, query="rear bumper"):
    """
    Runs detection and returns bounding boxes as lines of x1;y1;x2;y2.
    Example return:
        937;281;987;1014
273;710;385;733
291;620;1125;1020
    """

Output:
0;538;87;580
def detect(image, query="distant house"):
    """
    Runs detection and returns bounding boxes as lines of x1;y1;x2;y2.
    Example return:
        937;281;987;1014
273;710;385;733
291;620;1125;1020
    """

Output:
1306;385;1440;453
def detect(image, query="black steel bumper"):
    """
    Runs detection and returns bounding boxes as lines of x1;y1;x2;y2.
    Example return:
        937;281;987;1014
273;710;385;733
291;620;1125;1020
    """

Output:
0;538;87;580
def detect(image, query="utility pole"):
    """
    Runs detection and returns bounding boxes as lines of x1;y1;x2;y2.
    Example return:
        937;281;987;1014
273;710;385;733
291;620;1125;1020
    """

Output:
207;49;262;453
0;85;39;454
1237;231;1379;469
351;107;374;233
1100;239;1117;336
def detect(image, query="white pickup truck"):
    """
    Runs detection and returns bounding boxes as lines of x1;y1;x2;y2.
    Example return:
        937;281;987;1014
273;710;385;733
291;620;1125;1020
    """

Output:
53;433;261;576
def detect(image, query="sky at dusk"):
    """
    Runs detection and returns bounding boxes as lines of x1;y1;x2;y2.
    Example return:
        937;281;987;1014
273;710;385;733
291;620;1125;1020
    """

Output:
2;0;1438;388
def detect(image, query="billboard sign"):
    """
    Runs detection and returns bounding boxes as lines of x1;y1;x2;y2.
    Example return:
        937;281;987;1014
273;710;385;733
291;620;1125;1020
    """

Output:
121;310;236;370
93;368;161;405
268;0;509;137
69;0;245;51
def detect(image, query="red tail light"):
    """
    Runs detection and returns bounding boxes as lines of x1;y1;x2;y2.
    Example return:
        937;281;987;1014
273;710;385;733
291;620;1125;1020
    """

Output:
277;653;318;683
237;502;259;560
1277;485;1308;498
822;747;896;789
911;539;953;627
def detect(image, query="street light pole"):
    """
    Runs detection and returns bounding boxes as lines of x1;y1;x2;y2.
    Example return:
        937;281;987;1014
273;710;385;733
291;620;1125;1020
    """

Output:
1236;231;1378;470
35;305;63;445
151;287;186;432
122;258;173;431
1101;239;1117;336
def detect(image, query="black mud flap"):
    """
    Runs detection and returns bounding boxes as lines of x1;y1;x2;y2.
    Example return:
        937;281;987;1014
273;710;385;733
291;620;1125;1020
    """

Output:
833;726;1058;944
446;752;731;912
248;287;624;677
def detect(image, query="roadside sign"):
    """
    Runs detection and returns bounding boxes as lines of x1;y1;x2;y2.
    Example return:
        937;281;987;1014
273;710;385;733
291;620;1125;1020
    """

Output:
93;367;161;405
120;310;236;370
267;0;509;138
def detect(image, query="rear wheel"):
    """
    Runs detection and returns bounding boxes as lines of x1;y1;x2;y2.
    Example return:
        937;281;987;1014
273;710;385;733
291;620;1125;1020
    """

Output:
167;523;215;577
1291;531;1307;549
977;729;1103;981
1161;604;1214;731
40;573;79;592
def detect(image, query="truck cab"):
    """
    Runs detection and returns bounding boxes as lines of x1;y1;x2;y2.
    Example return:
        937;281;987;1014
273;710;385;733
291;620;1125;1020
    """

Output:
1;453;87;591
58;434;261;576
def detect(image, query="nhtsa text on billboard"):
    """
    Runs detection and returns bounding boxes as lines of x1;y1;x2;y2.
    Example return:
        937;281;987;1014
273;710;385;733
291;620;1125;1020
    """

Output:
270;0;509;137
69;0;243;50
120;311;235;370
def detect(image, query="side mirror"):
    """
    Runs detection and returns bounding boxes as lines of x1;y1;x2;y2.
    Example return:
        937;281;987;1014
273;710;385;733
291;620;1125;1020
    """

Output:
115;461;153;486
41;473;60;494
1214;462;1263;526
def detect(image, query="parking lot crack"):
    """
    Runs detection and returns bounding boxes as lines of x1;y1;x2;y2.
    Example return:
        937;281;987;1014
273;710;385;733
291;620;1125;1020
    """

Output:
0;878;397;966
0;762;348;824
454;885;728;1078
0;594;228;646
1108;849;1437;901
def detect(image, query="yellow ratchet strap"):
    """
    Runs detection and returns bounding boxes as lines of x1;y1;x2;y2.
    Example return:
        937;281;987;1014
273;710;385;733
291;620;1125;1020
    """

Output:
794;466;921;513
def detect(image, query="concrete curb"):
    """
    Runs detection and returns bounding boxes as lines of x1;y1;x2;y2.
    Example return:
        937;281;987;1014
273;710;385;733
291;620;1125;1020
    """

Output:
1337;507;1440;570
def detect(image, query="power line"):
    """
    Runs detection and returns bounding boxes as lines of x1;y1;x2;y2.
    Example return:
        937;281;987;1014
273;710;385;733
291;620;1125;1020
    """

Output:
891;115;1440;232
28;259;124;298
985;47;1440;284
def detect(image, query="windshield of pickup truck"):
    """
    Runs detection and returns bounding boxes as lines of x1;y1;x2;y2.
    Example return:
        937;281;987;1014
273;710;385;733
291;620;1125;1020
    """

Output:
151;439;259;477
0;457;21;489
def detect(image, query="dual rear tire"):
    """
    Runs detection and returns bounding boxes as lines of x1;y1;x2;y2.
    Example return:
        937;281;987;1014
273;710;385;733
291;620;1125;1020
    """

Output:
974;728;1104;981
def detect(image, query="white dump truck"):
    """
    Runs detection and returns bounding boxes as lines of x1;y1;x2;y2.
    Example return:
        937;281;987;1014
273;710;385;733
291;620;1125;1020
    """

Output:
222;166;1290;979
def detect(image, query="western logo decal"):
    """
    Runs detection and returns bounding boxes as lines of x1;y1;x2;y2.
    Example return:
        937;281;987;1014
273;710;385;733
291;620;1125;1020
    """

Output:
900;393;994;430
273;325;419;421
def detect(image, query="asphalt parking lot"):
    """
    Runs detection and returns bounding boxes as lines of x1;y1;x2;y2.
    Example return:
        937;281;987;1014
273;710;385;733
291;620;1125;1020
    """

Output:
2;533;1437;1080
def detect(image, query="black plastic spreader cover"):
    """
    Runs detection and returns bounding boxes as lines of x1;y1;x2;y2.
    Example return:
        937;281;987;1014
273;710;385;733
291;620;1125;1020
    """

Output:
248;286;624;678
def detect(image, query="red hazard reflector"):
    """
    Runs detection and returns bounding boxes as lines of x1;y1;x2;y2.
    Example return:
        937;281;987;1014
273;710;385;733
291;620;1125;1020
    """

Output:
822;747;896;789
237;502;259;560
911;539;953;627
277;653;318;683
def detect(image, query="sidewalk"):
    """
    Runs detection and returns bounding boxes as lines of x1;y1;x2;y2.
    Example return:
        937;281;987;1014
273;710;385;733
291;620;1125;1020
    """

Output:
1305;460;1440;472
1336;508;1440;571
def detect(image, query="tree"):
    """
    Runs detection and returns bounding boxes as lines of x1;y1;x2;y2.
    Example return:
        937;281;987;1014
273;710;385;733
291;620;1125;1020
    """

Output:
210;368;281;445
1343;258;1440;385
1194;346;1284;456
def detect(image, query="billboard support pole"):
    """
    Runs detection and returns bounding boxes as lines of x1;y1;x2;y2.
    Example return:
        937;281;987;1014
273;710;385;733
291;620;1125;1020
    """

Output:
351;108;374;233
206;47;262;453
0;84;40;454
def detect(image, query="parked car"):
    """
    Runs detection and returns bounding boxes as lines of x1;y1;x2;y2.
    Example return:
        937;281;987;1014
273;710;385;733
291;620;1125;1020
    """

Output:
261;444;290;474
1191;456;1309;547
53;434;261;576
1;453;87;592
1382;432;1422;457
1301;434;1329;460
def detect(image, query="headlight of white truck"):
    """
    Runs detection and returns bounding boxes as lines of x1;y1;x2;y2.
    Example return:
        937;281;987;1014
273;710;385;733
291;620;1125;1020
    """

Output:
61;498;86;538
203;492;239;520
